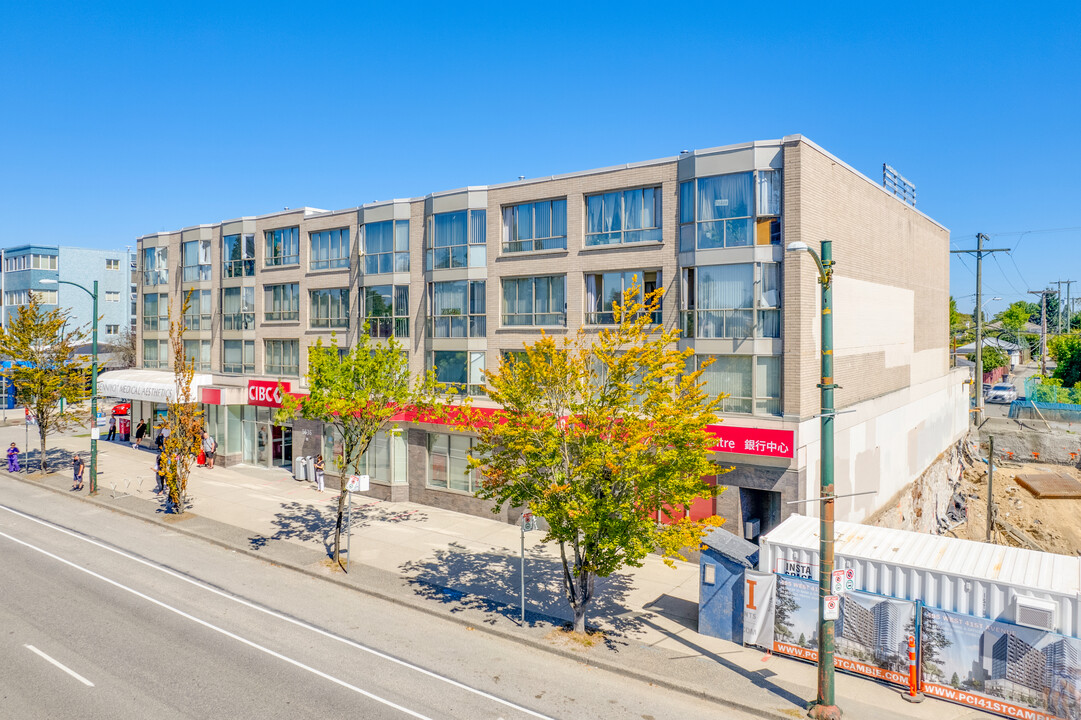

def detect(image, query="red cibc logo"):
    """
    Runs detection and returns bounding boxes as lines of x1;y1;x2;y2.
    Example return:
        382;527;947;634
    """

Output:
248;380;290;407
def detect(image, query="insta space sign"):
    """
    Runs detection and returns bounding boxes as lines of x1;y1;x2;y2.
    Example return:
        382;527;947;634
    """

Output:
248;380;290;408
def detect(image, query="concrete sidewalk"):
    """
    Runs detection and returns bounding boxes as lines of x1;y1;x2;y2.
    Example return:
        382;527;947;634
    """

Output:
1;424;993;720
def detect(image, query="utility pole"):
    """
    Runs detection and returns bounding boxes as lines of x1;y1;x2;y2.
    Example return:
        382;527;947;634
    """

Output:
1060;280;1075;333
952;234;1010;423
1029;290;1057;376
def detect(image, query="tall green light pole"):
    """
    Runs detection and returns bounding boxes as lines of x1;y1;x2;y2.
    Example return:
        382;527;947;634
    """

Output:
43;278;99;495
787;240;841;720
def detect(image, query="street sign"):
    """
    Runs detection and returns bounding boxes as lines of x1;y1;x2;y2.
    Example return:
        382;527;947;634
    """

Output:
824;595;840;621
831;569;846;595
844;567;856;593
521;511;535;532
345;474;370;493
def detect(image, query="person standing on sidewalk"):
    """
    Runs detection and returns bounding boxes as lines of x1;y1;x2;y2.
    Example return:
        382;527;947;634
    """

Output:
72;453;85;491
202;431;217;469
153;452;166;495
133;419;147;449
314;455;325;492
106;415;117;442
7;443;20;473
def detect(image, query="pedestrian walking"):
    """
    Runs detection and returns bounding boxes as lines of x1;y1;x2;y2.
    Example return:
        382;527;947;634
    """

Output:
202;431;217;469
107;416;117;442
72;453;85;491
133;419;147;449
155;429;165;451
153;452;166;495
7;442;20;473
314;455;325;492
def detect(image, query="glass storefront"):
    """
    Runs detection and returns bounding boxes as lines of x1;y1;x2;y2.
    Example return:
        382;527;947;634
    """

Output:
204;402;292;469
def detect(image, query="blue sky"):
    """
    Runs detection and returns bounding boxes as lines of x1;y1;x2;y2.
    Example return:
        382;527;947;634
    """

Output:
1;1;1078;317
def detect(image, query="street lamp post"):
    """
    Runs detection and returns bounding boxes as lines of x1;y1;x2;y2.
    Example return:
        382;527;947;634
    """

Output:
42;278;99;495
787;240;841;720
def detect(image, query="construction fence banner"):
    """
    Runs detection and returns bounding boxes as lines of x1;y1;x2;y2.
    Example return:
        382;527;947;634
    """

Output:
770;574;916;687
920;606;1081;720
743;570;776;649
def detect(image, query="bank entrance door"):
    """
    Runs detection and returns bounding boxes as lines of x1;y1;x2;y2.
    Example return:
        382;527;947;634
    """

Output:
271;424;292;467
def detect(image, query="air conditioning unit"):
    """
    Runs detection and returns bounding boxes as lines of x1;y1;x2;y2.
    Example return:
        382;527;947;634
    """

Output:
744;519;761;540
1014;596;1057;632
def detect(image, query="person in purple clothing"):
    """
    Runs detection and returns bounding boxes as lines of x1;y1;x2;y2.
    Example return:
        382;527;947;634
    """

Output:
7;442;20;473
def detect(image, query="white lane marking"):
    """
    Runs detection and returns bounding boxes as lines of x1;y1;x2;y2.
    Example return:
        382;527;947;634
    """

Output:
2;530;432;720
24;644;95;687
0;502;555;720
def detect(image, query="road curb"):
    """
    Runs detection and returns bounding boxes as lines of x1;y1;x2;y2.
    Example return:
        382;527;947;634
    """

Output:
2;469;797;719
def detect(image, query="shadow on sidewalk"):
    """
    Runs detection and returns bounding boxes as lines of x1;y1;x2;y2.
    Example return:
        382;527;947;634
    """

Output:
399;542;643;638
248;499;430;559
22;447;75;475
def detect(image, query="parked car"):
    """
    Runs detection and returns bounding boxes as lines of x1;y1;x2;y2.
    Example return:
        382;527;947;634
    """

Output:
110;402;130;416
986;384;1018;404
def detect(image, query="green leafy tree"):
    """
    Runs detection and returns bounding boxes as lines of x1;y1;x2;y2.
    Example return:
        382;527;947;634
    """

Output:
949;297;971;343
774;579;797;643
162;293;203;514
1049;335;1081;389
0;293;89;472
276;331;433;569
967;346;1009;374
919;610;952;682
1030;292;1060;327
451;282;726;633
950;672;960;688
996;302;1031;343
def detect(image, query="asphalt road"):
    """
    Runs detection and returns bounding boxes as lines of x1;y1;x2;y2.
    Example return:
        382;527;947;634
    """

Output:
0;477;749;720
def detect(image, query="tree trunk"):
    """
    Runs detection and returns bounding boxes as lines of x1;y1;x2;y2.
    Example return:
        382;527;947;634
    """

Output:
333;488;346;568
560;541;595;634
38;424;47;473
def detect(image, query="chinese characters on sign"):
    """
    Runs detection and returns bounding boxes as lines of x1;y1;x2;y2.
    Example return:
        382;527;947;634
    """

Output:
705;425;795;459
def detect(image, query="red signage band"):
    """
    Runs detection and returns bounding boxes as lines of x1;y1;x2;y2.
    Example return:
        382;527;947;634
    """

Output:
706;424;794;458
248;380;292;408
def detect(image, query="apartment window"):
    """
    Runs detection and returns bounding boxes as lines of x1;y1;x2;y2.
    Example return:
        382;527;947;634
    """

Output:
106;258;120;271
143;339;169;369
3;255;56;271
426;210;486;270
223;233;256;277
697;355;781;416
183;339;211;371
584;271;659;325
679;172;770;251
502;199;567;253
182;239;212;282
428;280;485;338
142;246;168;285
265;284;300;322
429;351;485;397
223;339;254;374
36;290;58;304
222;287;255;330
310;288;350;328
586;187;661;246
681;263;780;339
105;324;119;335
105;291;120;303
363;221;408;274
4;291;27;305
427;432;480;492
265;339;300;377
325;426;407;483
265;227;300;267
309;228;350;271
502;276;566;326
143;293;168;331
363;285;409;338
183;289;212;331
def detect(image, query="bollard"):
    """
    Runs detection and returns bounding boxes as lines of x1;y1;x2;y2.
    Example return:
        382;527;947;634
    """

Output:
902;634;924;703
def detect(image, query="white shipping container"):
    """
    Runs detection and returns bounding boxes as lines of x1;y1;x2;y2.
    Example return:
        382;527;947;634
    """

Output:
760;514;1081;638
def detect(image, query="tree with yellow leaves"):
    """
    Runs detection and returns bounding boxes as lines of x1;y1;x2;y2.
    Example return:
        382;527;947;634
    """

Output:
457;281;727;633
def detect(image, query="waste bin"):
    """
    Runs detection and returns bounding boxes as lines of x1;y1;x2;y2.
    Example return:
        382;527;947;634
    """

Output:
293;455;307;481
304;456;316;483
118;418;130;442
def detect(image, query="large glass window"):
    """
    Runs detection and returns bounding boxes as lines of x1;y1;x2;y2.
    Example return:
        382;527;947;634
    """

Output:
223;233;256;277
183;289;212;331
427;432;479;492
428;280;485;338
223;339;254;374
142;247;168;285
502;199;567;253
681;263;780;339
586;187;661;246
310;228;350;271
183;339;211;370
182;239;212;282
265;339;300;377
143;293;168;331
310;288;350;328
264;283;300;322
584;271;659;325
143;339;169;369
429;351;485;396
363;221;408;274
4;254;58;272
697;354;780;416
679;172;758;250
222;286;255;330
502;275;566;326
426;210;486;270
265;227;300;266
363;285;409;338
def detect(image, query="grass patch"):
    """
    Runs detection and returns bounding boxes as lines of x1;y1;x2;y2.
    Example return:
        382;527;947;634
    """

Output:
544;626;605;651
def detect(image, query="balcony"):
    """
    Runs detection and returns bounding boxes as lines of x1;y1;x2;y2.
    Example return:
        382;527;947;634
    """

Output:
223;312;255;331
183;313;212;331
182;264;212;282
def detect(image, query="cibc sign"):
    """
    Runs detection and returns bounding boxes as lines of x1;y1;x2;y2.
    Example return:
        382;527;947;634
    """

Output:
248;380;290;408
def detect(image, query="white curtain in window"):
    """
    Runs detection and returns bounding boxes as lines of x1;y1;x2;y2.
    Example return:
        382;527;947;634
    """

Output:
469;210;486;245
698;264;753;309
585;274;598;312
432;280;466;315
698;173;752;220
434;212;466;247
756;356;780;399
757;170;781;216
760;263;780;308
623;189;642;230
701;355;752;400
551;199;567;238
